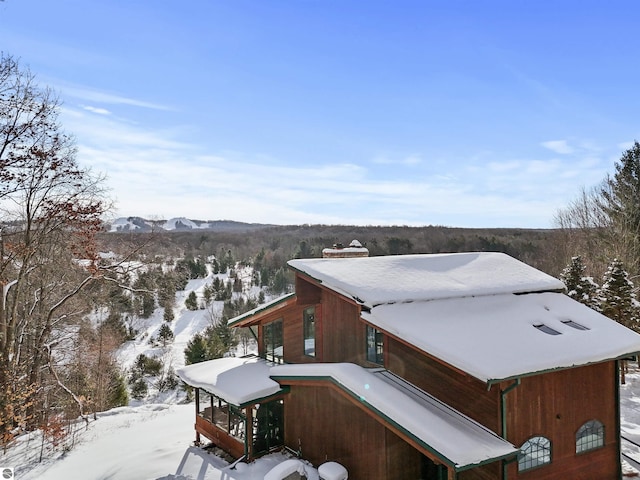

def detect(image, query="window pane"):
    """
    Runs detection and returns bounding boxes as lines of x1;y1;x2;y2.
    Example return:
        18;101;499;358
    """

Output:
518;436;551;471
366;325;383;364
264;319;284;363
534;324;561;335
303;306;316;357
576;420;604;453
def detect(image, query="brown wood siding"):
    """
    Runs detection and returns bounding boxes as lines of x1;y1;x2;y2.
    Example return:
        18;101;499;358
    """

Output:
458;463;501;480
295;275;321;305
282;383;426;479
505;361;619;480
320;290;365;364
195;415;245;459
386;336;502;433
252;300;321;364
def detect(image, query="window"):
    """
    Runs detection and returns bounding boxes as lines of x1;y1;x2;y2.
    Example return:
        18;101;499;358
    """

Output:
263;319;283;364
534;323;561;335
576;420;604;453
561;319;590;331
366;324;384;365
303;306;316;357
518;436;551;471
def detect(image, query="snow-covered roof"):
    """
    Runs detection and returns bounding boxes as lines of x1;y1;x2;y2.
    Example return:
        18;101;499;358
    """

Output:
288;252;565;307
228;293;296;327
176;357;282;406
270;363;517;470
363;291;640;383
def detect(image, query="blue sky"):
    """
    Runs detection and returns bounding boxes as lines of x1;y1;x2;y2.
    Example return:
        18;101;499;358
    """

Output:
1;1;638;228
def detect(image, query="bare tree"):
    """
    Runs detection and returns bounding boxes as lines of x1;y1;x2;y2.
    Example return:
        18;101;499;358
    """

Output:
553;184;612;277
0;54;115;445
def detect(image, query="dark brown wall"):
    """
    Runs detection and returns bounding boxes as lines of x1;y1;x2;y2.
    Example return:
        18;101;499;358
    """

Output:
282;383;423;479
320;289;365;364
505;362;619;480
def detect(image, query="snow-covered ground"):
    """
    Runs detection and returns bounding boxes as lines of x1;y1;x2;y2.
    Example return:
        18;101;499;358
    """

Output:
2;265;640;479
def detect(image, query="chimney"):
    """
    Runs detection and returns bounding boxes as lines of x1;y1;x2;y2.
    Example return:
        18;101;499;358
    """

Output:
322;239;369;258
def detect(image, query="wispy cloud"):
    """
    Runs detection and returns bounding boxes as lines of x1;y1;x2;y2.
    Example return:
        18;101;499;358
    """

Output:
82;105;111;115
372;154;422;166
541;140;574;154
59;84;172;111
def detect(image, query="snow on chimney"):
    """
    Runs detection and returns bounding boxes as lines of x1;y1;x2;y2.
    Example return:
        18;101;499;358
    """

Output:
322;239;369;258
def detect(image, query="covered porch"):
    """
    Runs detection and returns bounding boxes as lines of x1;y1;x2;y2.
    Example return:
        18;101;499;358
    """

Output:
177;356;287;461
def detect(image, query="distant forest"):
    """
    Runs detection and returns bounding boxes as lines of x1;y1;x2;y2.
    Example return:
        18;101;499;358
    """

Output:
99;224;566;278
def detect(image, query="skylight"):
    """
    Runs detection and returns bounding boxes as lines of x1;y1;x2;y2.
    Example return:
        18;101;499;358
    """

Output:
534;324;561;335
561;319;590;331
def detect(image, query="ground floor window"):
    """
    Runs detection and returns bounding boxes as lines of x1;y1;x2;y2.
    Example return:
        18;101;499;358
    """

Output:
576;420;605;453
518;436;551;471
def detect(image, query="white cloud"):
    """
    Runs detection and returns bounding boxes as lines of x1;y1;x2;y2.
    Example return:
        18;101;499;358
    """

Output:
82;105;111;115
58;84;172;111
372;154;422;166
541;140;574;155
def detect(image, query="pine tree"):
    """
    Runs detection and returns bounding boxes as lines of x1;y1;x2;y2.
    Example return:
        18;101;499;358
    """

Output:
184;333;208;365
163;305;174;322
598;258;639;331
157;323;174;346
184;291;198;311
601;141;640;276
559;256;599;309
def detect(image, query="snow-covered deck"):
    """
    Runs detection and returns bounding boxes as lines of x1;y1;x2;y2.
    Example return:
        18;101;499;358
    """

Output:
270;362;518;470
176;356;283;406
363;291;640;383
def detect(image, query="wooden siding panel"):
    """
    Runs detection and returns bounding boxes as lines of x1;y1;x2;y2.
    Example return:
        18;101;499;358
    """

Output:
295;275;321;305
283;384;427;479
195;415;245;459
506;361;619;480
386;337;501;432
320;291;365;364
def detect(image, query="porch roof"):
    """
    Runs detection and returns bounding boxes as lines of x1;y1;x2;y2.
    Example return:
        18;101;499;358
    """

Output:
270;362;518;471
176;356;283;407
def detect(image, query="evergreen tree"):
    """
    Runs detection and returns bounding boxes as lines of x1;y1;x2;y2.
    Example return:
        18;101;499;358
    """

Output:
157;323;174;346
163;305;174;322
601;141;640;276
184;333;208;365
559;256;599;309
107;372;129;407
598;258;639;331
185;291;198;310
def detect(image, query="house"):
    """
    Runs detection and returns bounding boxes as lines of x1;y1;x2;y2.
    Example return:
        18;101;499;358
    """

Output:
177;251;640;479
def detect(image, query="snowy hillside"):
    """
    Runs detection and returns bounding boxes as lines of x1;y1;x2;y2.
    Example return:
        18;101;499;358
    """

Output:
108;217;272;233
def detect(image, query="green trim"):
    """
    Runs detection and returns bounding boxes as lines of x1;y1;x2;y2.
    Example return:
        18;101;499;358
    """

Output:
501;378;520;439
237;386;290;409
271;375;516;472
486;351;640;386
228;293;296;327
199;387;288;410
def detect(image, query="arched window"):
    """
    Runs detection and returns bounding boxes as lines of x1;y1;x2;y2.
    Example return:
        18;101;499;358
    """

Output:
518;436;552;471
576;420;604;453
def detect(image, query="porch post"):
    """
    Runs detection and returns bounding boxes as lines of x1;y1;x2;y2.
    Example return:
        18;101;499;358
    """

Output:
245;406;254;460
195;388;201;444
